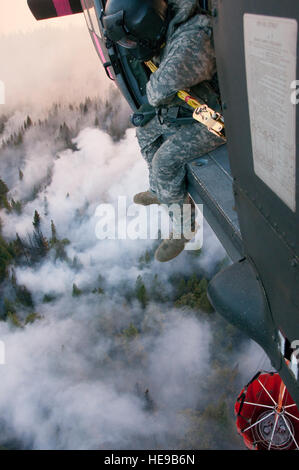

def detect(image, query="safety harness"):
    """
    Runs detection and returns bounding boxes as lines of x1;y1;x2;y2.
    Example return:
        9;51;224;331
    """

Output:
133;60;226;140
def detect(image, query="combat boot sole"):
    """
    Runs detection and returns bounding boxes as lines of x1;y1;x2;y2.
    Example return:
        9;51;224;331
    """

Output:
134;191;161;206
155;236;187;263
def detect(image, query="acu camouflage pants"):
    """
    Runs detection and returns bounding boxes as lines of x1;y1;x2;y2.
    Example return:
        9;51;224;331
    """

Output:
136;115;224;207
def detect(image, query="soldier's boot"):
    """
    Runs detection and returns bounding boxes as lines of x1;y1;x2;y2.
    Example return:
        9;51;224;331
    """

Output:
155;196;197;263
134;190;161;206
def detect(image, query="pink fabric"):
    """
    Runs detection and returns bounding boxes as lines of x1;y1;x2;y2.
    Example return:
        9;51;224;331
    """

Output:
52;0;73;16
93;32;114;79
93;33;105;63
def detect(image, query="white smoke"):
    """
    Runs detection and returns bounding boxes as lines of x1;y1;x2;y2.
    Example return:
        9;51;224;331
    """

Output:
0;26;110;113
0;300;211;449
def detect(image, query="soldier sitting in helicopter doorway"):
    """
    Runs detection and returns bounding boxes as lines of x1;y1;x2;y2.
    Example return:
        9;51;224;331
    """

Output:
103;0;224;262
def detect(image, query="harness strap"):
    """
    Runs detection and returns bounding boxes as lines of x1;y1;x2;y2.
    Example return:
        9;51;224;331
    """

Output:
131;105;194;127
157;106;194;126
144;60;226;139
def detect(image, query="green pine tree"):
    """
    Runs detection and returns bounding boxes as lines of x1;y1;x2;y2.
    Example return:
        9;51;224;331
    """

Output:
32;210;41;230
135;275;148;309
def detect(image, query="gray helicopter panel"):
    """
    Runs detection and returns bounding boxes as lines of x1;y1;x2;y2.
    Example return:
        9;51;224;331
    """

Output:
207;0;299;404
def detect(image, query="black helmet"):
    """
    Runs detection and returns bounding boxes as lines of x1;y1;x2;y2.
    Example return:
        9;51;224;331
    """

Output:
103;0;169;61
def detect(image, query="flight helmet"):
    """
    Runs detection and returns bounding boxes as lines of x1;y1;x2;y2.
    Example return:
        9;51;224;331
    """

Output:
103;0;169;61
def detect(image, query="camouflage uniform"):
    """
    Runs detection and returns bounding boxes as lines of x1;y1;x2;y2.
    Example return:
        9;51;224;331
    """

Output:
136;0;224;207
